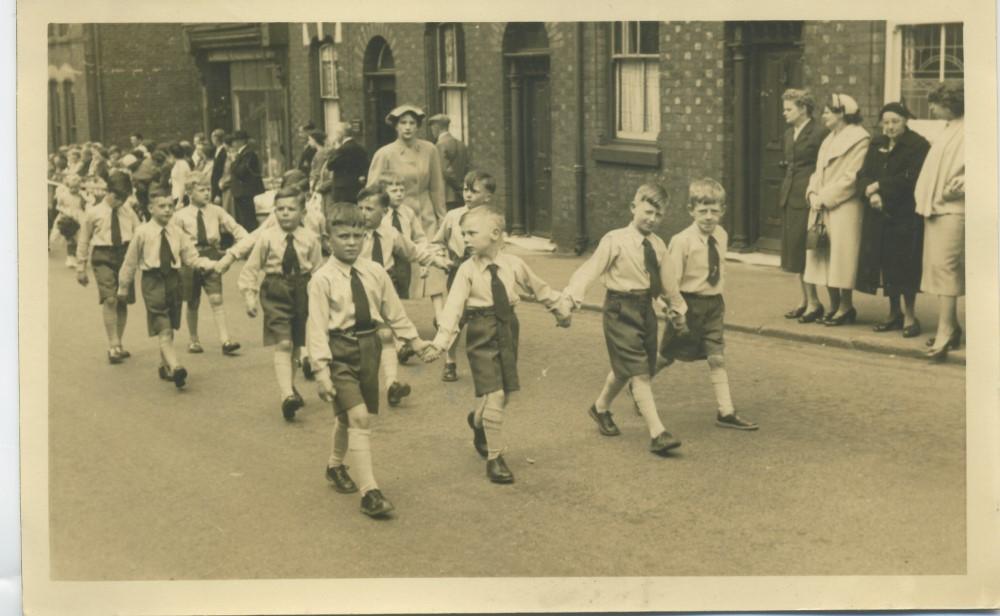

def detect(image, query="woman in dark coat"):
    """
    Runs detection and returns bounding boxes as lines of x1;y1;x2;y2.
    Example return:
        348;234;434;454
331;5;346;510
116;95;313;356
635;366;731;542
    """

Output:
855;102;931;336
779;89;830;322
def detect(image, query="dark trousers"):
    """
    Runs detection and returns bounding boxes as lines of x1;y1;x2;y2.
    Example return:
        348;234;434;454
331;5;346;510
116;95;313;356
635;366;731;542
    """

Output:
234;195;259;232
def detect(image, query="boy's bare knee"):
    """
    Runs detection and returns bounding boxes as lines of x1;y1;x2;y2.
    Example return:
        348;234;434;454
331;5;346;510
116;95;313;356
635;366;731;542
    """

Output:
102;297;118;309
276;339;293;352
707;354;725;369
346;405;371;429
377;328;394;343
207;294;224;307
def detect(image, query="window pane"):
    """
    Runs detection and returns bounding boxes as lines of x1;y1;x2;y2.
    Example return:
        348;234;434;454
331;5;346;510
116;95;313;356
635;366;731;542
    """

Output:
644;59;660;134
63;82;76;144
900;23;964;120
616;59;645;133
639;21;659;54
441;25;458;83
943;23;964;78
612;21;622;54
442;87;466;142
627;21;639;54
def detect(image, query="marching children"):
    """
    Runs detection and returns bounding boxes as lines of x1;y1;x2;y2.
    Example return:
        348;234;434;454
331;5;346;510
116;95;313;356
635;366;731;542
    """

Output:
424;207;570;484
54;174;86;268
431;170;496;382
308;203;433;518
378;172;427;300
116;186;220;388
172;171;248;355
657;178;758;430
237;186;324;421
357;187;451;407
75;171;142;364
560;183;690;456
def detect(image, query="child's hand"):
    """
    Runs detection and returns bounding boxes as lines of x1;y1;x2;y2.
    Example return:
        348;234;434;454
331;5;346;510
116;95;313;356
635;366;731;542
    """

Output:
76;270;89;287
420;344;442;363
245;299;258;318
409;338;430;356
669;311;689;336
316;372;336;403
116;287;128;302
555;313;572;328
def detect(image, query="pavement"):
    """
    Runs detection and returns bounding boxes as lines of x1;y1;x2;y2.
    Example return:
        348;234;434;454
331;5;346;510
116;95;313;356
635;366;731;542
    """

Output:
45;252;965;580
505;243;967;365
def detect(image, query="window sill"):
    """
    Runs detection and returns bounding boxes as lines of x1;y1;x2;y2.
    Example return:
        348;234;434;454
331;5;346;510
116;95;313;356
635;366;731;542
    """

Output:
591;143;661;167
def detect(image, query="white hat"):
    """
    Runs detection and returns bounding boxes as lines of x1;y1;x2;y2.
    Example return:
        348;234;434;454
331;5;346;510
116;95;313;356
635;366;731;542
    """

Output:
831;93;859;115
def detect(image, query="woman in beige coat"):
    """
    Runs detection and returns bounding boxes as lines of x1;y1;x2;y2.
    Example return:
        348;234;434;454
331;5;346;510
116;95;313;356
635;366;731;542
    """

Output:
804;93;871;326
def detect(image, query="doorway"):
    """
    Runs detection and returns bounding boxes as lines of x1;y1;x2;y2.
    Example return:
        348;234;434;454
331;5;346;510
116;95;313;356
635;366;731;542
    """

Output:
364;37;397;151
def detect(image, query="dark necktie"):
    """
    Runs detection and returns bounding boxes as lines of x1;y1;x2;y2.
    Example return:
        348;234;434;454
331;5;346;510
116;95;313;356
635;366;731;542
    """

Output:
370;230;384;266
391;208;402;233
110;207;122;248
196;209;209;246
642;238;663;297
350;267;374;330
707;235;721;286
488;262;518;391
282;233;300;276
487;263;513;321
159;228;173;275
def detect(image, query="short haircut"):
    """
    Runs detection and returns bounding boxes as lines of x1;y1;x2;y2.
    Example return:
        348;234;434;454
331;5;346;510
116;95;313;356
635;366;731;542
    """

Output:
299;121;316;132
147;185;172;202
210;128;225;140
273;185;306;208
927;81;964;118
307;129;327;146
151;151;167;165
378;172;405;187
688;177;727;206
356;186;390;209
334;121;355;139
464;170;497;194
782;88;815;116
184;171;211;191
168;143;186;159
281;169;308;189
460;205;506;234
633;183;669;211
193;132;206;143
326;202;366;229
130;132;143;140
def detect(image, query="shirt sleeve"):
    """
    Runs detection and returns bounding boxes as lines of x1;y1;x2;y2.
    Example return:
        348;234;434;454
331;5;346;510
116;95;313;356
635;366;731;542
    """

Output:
393;233;434;266
307;236;324;274
409;209;429;245
306;274;332;373
238;235;267;299
116;231;141;291
178;233;216;270
660;240;688;315
564;234;615;307
432;264;471;350
228;226;263;260
377;268;420;341
75;209;95;270
514;258;562;308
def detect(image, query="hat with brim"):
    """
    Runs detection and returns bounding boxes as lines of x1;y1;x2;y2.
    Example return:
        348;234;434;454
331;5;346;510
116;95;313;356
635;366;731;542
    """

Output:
385;104;426;126
879;101;914;119
232;129;250;141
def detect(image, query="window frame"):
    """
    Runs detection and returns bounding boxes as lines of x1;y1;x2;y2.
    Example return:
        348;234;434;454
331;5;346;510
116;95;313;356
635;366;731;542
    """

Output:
319;42;339;100
436;23;469;143
610;21;661;143
62;80;76;144
49;79;62;149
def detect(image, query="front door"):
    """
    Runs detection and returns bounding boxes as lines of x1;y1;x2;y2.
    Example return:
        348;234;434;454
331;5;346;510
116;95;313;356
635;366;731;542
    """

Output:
365;76;397;151
522;73;552;235
752;47;802;252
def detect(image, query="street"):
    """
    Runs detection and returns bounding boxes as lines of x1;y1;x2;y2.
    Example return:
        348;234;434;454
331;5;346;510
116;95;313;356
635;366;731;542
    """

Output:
47;254;966;580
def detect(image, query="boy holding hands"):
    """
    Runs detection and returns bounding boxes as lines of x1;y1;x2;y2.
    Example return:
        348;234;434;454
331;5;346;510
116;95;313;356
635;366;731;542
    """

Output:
308;203;434;518
424;207;570;484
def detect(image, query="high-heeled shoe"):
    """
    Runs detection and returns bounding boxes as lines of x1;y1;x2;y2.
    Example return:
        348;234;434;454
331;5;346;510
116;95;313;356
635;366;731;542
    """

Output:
784;305;807;319
872;314;903;332
797;304;825;324
925;326;963;349
926;344;950;363
823;307;857;327
901;319;921;338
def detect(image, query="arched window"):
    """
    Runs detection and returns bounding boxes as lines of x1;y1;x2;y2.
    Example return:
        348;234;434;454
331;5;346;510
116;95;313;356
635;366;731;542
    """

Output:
611;21;660;141
319;42;340;129
437;24;468;142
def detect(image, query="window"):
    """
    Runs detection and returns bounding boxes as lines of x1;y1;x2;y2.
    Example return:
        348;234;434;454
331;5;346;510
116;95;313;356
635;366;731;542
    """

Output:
63;81;76;144
611;21;660;141
48;80;62;149
438;24;468;142
885;22;964;140
319;43;341;130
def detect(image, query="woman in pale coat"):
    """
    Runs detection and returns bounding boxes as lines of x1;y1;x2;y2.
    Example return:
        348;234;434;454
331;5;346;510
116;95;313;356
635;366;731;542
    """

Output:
915;82;965;362
803;93;871;326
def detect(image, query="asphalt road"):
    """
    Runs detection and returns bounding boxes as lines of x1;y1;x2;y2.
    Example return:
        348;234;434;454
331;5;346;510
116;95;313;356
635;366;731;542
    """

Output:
46;254;966;580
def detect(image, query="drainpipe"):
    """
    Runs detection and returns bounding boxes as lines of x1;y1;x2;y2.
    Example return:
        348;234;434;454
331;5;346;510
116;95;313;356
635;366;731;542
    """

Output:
573;22;588;255
91;24;105;142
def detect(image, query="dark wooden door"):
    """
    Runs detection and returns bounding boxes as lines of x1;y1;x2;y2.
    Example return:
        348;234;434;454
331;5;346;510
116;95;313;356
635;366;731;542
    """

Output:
365;76;397;151
753;47;802;252
521;73;552;236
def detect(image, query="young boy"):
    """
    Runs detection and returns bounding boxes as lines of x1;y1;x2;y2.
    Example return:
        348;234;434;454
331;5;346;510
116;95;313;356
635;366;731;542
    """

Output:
430;170;497;382
656;178;758;430
117;186;220;388
357;187;450;406
424;207;570;484
54;174;86;268
377;173;428;301
560;183;690;456
238;186;325;421
308;203;433;518
75;171;142;364
172;171;248;355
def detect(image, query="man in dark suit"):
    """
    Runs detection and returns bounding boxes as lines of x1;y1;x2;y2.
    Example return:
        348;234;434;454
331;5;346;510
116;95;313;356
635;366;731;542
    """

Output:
296;121;317;176
326;122;370;203
429;114;469;211
209;128;228;204
229;129;265;232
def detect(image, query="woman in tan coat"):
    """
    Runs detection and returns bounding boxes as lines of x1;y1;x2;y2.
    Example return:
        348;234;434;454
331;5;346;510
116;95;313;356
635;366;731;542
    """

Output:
804;93;871;326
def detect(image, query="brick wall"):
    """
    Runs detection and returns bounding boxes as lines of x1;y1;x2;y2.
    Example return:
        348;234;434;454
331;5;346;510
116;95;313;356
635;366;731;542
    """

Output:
94;24;203;149
47;25;93;146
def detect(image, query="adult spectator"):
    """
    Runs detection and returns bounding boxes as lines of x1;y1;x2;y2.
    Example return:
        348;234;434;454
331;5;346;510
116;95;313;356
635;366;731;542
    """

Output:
915;82;965;362
777;89;829;323
168;142;192;206
803;93;870;326
307;129;335;213
229;129;265;231
296;121;317;175
209;129;227;204
428;114;468;211
326;121;370;203
855;102;930;337
129;132;149;156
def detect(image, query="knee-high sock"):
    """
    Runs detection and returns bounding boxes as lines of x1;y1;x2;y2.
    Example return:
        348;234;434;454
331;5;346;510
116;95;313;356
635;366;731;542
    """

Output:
380;345;399;388
595;371;627;412
327;418;349;467
709;364;735;414
116;303;128;341
473;395;487;426
347;427;377;494
481;392;505;460
273;349;294;399
629;377;666;437
210;301;230;343
102;302;120;347
158;331;178;370
186;306;200;340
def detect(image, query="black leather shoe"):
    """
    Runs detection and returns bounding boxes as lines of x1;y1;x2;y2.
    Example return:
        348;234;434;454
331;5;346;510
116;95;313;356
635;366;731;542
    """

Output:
902;319;922;338
588;405;621;436
360;489;394;517
281;395;303;421
486;455;514;484
649;430;682;455
797;304;825;324
926;326;963;349
116;347;131;359
325;465;358;493
158;365;171;381
926;345;950;363
397;344;416;365
823;307;857;326
784;305;807;319
441;362;458;382
872;315;903;332
387;381;411;407
172;366;188;389
467;411;488;458
108;348;123;365
300;356;315;381
222;341;241;356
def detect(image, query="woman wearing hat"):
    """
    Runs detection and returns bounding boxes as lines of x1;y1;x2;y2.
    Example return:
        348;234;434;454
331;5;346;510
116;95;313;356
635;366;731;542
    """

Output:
803;93;871;326
915;82;965;362
855;102;931;337
366;104;447;237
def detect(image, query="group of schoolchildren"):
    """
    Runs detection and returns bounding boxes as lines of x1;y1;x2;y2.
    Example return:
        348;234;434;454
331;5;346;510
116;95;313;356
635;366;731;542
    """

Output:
70;160;758;519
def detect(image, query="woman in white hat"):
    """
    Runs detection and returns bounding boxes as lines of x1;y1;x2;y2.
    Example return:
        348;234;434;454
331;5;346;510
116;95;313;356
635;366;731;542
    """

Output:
803;93;871;326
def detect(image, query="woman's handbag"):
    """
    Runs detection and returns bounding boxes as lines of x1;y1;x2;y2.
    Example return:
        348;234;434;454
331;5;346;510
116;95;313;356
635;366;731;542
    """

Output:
806;209;829;252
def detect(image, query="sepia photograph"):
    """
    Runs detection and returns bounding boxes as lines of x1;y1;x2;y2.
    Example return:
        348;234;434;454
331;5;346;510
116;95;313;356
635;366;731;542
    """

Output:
18;0;1000;613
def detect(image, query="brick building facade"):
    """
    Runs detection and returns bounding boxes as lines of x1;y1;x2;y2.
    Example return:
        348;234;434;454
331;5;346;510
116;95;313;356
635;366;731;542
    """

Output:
49;20;963;254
